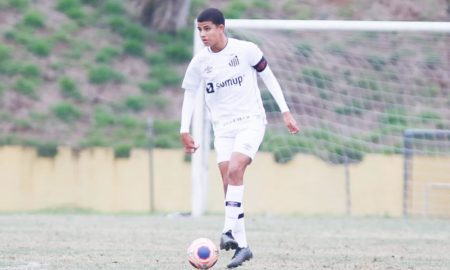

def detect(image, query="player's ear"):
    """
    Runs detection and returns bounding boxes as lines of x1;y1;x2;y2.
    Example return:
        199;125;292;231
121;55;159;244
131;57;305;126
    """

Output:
218;24;225;32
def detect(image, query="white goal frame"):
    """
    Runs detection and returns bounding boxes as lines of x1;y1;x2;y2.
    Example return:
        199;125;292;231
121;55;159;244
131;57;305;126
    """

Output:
190;19;450;216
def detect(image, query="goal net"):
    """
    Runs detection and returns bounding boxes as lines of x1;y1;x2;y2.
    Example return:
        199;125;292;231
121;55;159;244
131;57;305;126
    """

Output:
191;20;450;217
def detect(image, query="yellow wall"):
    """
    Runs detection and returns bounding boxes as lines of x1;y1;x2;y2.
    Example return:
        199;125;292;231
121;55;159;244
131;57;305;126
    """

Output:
1;146;449;216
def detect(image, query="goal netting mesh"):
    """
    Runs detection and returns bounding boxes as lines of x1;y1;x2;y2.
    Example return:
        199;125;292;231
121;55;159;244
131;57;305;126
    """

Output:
223;21;450;217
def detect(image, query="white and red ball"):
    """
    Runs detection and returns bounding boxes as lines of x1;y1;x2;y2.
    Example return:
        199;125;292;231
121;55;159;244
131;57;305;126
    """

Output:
187;238;219;269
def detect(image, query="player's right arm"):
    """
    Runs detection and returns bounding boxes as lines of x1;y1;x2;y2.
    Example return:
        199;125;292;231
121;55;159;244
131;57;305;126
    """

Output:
180;88;199;153
180;54;203;153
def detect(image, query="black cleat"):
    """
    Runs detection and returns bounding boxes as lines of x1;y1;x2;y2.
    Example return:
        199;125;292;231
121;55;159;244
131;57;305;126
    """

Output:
227;247;253;268
220;230;239;251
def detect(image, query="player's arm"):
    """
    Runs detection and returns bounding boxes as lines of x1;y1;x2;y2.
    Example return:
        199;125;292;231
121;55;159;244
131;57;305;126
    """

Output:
180;88;199;153
254;57;299;134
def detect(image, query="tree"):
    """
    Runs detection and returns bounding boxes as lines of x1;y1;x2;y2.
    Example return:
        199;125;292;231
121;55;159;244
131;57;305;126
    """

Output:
140;0;191;33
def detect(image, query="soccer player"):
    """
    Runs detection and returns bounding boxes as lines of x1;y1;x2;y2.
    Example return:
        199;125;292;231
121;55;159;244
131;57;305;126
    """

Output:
180;8;299;268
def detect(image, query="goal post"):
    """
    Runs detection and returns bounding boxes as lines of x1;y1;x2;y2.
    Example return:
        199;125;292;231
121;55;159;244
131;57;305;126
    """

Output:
190;19;450;216
403;129;450;217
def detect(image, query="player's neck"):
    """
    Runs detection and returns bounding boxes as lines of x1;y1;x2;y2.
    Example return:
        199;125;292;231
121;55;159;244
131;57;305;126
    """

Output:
210;36;228;53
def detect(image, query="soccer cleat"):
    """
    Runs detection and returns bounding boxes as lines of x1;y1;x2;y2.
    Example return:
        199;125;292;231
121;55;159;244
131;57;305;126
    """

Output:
227;247;253;268
220;230;239;251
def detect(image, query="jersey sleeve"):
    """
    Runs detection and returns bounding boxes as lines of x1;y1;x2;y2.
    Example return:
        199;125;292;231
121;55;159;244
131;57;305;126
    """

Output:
246;42;264;67
182;55;202;91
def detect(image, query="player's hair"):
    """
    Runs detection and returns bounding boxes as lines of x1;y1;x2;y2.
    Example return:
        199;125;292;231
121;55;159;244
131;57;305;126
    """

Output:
197;8;225;26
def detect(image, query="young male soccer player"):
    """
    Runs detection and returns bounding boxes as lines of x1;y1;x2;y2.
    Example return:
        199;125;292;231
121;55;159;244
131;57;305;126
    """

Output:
180;8;299;268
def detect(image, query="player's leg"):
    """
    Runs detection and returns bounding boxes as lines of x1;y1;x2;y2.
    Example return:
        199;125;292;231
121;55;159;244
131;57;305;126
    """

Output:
225;122;265;268
220;153;250;250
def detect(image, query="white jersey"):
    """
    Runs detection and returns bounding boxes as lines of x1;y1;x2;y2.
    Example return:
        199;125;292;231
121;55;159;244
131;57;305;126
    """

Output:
182;38;267;127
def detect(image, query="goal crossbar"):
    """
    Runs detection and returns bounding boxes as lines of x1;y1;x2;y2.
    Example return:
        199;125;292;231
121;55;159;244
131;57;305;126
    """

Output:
226;19;450;32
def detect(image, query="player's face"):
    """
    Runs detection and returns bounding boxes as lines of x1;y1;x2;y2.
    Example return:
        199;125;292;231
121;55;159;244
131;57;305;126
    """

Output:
197;21;224;49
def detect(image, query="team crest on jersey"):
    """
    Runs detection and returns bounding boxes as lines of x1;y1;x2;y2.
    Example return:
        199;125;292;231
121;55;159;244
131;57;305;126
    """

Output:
228;55;239;67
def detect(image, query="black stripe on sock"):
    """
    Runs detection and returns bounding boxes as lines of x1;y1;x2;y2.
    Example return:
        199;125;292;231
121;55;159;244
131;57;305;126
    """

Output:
238;213;244;219
225;201;241;207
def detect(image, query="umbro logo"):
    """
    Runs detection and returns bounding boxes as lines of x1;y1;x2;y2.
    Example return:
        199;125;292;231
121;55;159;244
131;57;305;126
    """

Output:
204;66;213;73
228;55;239;67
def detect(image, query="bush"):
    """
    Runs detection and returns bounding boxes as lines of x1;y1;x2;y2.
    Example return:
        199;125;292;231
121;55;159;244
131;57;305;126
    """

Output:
52;102;83;122
296;42;313;58
163;42;191;62
94;107;115;127
95;47;119;63
89;66;124;84
302;68;333;89
7;0;29;10
14;78;38;98
107;16;146;41
123;39;145;57
59;77;83;100
100;0;125;15
36;142;58;158
139;80;162;95
0;44;11;62
25;38;53;57
56;0;85;21
148;95;169;110
22;10;46;28
114;144;131;158
150;65;181;86
20;64;40;78
124;96;146;112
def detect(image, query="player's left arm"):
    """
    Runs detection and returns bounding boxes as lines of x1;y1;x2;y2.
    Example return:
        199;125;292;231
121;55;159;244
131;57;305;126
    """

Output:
254;57;299;134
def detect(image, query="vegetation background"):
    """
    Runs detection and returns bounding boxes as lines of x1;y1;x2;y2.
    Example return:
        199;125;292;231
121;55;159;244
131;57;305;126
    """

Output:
0;0;448;159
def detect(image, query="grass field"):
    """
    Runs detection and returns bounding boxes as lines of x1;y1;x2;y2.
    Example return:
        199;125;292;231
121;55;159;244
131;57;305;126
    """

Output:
0;213;449;270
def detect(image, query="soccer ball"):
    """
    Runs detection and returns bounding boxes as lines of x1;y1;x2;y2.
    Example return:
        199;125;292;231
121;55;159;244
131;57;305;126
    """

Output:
187;238;219;269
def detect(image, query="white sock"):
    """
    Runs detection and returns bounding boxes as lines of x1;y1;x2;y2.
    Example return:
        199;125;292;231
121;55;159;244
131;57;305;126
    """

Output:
234;211;248;248
223;185;244;234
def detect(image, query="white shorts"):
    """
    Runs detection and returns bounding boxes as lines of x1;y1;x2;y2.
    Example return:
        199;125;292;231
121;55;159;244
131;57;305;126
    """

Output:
213;116;266;164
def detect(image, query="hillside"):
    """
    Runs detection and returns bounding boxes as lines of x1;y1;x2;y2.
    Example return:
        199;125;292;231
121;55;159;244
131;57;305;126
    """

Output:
0;0;448;159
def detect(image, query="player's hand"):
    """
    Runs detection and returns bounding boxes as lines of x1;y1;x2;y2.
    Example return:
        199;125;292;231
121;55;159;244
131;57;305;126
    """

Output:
282;111;299;134
180;133;199;153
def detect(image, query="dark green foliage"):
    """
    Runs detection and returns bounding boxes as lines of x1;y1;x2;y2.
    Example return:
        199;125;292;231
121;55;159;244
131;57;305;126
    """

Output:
100;0;125;15
14;78;38;98
0;44;11;62
123;39;145;56
367;55;386;71
52;102;83;123
36;142;58;158
94;107;115;127
302;68;333;89
107;16;147;41
150;66;181;86
224;0;248;19
95;47;120;63
59;77;83;100
261;90;279;112
163;42;192;62
88;66;124;84
25;37;53;57
22;10;46;28
114;144;131;158
139;80;162;95
152;120;182;148
56;0;85;21
296;42;313;58
124;96;146;112
5;0;29;10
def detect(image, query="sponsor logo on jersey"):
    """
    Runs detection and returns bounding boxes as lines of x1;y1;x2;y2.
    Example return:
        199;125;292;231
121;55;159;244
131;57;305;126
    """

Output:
216;75;243;89
205;75;244;94
228;55;239;67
